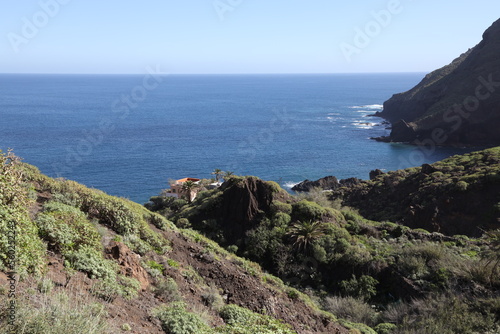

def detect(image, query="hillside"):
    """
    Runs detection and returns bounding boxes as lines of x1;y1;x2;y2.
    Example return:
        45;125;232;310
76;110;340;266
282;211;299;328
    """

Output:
1;147;500;333
147;148;500;334
0;150;350;334
376;18;500;146
329;147;500;236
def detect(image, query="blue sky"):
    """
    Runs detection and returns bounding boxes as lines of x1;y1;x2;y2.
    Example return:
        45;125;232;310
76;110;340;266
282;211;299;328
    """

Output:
1;0;499;74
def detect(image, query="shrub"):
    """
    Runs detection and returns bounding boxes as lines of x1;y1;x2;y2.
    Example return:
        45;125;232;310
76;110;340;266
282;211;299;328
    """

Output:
167;259;180;268
117;275;141;300
272;212;292;228
64;245;117;280
154;277;182;302
218;304;295;334
145;260;165;273
153;302;210;334
292;200;328;221
286;288;300;300
455;180;468;191
0;151;46;276
227;245;238;254
339;275;378;301
176;218;191;228
37;278;54;294
322;296;378;326
383;295;497;334
0;289;108;334
121;323;132;331
201;285;224;310
266;181;282;193
397;253;428;279
270;201;293;215
36;202;102;254
373;323;396;334
91;275;140;302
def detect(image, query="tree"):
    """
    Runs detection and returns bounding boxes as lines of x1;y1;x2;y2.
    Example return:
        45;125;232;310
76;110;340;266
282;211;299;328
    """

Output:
181;180;199;203
223;171;234;181
211;169;223;182
287;220;326;252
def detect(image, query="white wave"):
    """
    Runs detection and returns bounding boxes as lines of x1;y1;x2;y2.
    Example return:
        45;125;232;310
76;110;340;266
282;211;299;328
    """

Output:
282;181;300;189
349;104;383;110
352;121;379;129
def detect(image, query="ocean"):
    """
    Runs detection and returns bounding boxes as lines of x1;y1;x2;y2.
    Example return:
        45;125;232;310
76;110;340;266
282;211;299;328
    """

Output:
0;73;476;203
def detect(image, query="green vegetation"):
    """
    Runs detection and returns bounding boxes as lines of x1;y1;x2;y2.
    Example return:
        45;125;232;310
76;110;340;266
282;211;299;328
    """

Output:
0;150;45;277
153;302;297;334
153;302;211;334
1;147;500;333
0;286;108;334
145;147;500;333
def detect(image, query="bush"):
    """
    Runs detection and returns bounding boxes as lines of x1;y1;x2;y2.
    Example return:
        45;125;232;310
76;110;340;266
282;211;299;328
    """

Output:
339;275;378;301
227;245;238;254
167;259;180;268
272;212;292;228
201;285;224;310
36;202;102;254
0;290;108;334
144;260;165;274
292;200;328;221
322;296;378;326
373;323;396;334
155;277;182;302
177;218;191;228
123;234;153;256
218;304;295;334
64;245;117;280
37;278;54;294
154;302;210;334
0;151;46;276
270;201;293;215
91;275;140;301
455;180;468;191
383;295;497;334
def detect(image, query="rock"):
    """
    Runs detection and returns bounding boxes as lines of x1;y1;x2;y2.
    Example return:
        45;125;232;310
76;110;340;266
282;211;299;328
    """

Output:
187;177;279;244
421;163;436;175
389;120;417;143
291;176;339;192
105;241;150;290
339;177;362;187
369;169;385;180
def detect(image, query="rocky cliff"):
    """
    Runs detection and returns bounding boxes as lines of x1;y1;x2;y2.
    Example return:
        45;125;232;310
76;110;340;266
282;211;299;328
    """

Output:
330;147;500;237
376;18;500;146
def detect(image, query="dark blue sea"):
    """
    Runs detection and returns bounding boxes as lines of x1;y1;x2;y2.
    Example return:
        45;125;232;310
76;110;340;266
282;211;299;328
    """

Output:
0;73;475;203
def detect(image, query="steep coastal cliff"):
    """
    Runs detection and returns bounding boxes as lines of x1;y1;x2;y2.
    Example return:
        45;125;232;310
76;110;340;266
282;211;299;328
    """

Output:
376;18;500;146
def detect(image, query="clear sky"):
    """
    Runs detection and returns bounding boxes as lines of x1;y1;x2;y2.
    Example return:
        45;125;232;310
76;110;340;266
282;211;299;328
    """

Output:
1;0;499;74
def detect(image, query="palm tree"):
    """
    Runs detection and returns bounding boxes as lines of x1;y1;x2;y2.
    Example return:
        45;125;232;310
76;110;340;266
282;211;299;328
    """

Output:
287;220;326;252
223;171;234;181
181;180;199;203
211;168;223;182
